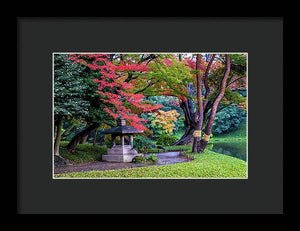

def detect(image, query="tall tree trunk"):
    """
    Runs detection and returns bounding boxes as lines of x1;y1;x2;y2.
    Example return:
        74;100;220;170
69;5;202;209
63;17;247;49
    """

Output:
54;116;63;156
192;54;204;153
199;55;231;152
93;129;97;146
203;54;216;111
54;124;57;141
172;54;216;147
66;123;100;153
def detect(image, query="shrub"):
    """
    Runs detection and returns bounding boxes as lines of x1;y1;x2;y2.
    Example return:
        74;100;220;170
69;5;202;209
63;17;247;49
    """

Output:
146;154;158;164
156;135;178;146
132;155;147;164
212;105;246;135
133;136;154;153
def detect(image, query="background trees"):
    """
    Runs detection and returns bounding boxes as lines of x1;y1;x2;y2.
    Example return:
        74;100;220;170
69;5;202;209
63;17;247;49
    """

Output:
171;54;247;152
53;53;247;156
53;54;90;155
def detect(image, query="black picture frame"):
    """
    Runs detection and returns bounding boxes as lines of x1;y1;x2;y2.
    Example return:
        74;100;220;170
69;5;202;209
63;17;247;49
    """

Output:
17;17;284;214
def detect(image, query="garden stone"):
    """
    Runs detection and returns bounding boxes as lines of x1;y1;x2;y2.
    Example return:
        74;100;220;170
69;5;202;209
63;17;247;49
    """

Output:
54;155;71;167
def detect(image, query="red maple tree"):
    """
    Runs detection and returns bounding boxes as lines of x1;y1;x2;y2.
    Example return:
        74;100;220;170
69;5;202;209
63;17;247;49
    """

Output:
67;54;162;131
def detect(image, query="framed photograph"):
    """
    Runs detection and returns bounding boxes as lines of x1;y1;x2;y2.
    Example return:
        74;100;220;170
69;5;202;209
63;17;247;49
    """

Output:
52;52;248;180
17;17;283;214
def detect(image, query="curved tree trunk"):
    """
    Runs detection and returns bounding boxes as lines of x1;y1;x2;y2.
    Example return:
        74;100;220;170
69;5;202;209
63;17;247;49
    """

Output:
172;98;196;146
66;123;100;153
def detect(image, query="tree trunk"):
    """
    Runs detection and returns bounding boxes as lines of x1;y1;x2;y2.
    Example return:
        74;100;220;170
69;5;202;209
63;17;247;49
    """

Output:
172;98;196;146
192;54;204;153
79;134;89;144
199;55;231;152
61;124;76;139
93;129;97;146
54;116;63;156
54;124;57;141
203;54;216;111
66;123;100;153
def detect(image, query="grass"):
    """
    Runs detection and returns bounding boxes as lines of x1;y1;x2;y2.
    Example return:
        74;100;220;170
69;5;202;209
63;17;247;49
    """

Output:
59;141;107;164
54;149;247;178
211;123;246;141
56;125;247;178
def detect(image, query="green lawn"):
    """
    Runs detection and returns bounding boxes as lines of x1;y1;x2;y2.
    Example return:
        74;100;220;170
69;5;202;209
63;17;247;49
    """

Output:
59;141;107;164
54;149;247;179
56;124;247;179
211;123;247;141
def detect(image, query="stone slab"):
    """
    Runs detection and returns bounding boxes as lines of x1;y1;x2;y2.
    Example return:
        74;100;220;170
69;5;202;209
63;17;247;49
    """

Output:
102;154;141;163
107;145;138;155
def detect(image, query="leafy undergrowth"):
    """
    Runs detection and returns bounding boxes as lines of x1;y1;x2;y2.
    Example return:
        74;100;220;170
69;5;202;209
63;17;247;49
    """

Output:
54;150;247;178
59;142;107;164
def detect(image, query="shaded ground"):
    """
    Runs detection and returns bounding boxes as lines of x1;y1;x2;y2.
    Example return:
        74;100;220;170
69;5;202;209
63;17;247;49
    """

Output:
54;152;190;174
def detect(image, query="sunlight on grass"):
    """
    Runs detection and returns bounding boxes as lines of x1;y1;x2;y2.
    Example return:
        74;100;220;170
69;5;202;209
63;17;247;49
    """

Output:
54;150;247;179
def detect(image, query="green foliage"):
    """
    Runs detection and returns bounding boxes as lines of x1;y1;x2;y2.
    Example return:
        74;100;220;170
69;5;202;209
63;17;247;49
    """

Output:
55;149;247;178
228;54;247;76
142;55;192;97
141;96;184;137
59;142;107;164
132;155;147;164
104;135;121;149
212;123;246;140
133;136;154;153
146;154;158;164
156;135;178;146
223;89;246;106
82;69;115;125
212;106;246;135
54;54;90;118
146;96;182;112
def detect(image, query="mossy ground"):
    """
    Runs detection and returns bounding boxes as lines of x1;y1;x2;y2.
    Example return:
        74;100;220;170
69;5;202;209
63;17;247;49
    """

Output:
59;141;107;164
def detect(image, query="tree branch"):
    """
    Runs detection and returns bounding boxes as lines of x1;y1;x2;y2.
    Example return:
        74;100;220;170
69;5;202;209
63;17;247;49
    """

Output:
203;54;216;111
226;76;245;87
134;80;159;94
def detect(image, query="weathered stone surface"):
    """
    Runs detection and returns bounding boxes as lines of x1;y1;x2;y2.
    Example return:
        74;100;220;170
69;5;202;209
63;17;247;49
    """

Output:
102;145;140;162
107;145;138;155
99;118;142;162
102;154;135;163
54;155;71;167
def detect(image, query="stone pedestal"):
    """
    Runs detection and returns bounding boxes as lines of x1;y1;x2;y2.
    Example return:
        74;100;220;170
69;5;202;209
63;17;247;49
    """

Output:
102;145;140;162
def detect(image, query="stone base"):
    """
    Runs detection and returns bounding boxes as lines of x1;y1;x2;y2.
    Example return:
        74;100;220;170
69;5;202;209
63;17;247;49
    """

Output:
102;145;140;163
102;154;140;163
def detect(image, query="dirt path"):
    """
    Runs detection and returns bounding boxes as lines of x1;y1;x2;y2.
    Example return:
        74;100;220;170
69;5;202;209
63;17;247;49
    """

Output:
54;161;157;174
54;152;191;175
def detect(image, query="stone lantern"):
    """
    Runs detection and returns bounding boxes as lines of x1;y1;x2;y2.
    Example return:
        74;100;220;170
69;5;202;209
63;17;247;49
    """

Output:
100;118;143;162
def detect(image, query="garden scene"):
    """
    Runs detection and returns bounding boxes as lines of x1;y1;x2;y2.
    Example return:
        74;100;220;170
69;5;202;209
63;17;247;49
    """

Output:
53;53;247;178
